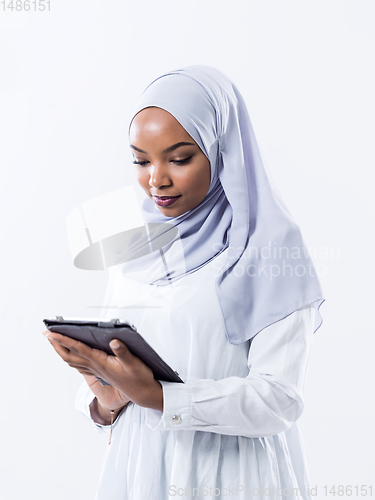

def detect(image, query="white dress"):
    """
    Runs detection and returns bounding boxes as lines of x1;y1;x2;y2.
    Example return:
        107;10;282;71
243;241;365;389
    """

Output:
75;249;315;500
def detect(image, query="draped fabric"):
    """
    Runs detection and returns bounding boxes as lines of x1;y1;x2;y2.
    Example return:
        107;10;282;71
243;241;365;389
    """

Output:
123;65;324;344
76;249;316;499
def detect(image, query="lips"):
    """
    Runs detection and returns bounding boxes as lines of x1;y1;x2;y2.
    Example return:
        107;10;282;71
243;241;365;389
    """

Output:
153;195;181;207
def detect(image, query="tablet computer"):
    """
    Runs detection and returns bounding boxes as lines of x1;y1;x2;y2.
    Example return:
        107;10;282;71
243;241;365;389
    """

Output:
43;317;183;384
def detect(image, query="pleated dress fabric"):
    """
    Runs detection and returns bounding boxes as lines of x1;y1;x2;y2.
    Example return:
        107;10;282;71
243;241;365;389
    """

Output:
76;249;315;500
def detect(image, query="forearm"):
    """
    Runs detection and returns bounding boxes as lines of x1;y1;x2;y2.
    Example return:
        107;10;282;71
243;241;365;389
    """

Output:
146;375;303;438
145;306;315;437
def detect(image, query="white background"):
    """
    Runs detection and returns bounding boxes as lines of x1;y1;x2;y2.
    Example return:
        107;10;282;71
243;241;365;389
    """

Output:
1;1;374;499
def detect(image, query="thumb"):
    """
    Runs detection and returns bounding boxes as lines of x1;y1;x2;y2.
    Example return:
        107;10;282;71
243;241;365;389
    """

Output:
109;339;133;363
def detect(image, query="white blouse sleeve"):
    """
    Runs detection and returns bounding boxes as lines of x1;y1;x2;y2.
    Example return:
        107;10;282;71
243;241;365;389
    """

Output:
145;305;315;438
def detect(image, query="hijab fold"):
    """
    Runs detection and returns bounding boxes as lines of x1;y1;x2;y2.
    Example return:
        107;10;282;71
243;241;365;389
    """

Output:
126;65;324;344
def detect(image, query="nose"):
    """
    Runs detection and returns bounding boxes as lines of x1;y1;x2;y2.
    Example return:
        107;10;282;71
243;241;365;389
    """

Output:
149;163;172;189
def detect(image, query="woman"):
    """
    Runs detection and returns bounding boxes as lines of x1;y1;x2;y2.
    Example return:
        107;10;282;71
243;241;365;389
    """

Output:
45;65;324;499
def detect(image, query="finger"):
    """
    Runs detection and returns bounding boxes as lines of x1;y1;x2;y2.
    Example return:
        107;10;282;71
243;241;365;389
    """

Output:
75;368;96;377
47;338;91;367
47;337;71;356
109;339;135;366
46;331;106;363
46;331;90;353
67;360;94;371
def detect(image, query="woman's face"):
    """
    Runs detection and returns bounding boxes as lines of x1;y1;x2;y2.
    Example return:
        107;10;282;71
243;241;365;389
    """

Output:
129;107;211;217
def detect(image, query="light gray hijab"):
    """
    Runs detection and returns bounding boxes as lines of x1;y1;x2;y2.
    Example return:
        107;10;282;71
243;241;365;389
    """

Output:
127;65;324;345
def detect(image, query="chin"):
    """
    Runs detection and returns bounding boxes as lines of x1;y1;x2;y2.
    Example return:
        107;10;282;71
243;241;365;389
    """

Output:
155;205;189;218
157;207;181;217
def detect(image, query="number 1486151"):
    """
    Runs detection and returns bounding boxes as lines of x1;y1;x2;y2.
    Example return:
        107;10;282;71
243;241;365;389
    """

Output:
1;0;50;11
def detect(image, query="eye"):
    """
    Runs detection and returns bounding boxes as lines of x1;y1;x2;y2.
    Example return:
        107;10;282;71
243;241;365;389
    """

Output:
132;160;149;166
172;155;193;165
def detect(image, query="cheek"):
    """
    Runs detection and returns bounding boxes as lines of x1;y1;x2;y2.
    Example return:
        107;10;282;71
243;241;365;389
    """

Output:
186;175;210;204
194;160;211;198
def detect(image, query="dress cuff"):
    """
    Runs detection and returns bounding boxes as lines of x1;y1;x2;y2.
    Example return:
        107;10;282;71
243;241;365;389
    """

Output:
145;381;192;431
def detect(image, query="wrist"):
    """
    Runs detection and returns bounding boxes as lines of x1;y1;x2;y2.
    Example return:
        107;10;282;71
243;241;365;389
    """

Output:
89;398;126;426
144;381;163;412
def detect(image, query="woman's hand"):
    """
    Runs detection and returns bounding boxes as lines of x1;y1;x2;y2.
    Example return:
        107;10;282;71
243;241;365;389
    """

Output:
81;373;131;413
43;330;163;412
80;374;131;426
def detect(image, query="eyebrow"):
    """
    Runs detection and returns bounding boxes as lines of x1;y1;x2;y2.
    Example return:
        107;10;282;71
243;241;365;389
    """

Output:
130;141;196;155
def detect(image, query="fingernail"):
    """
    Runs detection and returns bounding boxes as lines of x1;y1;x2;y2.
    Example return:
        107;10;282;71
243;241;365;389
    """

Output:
110;340;120;350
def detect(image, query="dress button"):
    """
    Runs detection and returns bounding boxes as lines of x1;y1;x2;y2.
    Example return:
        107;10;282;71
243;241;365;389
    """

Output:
172;414;182;424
